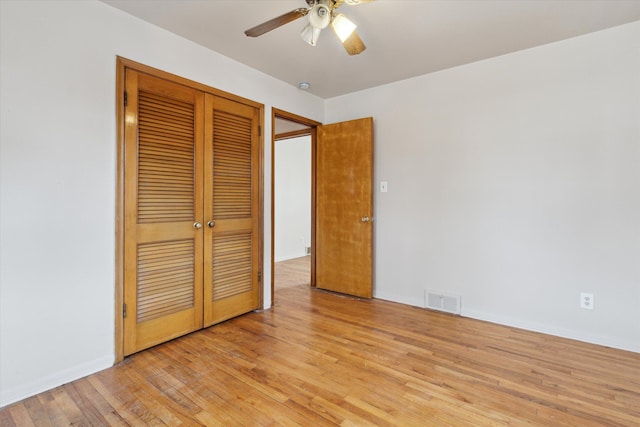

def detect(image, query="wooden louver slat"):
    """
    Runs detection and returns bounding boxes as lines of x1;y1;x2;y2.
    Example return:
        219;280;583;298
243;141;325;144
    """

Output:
137;240;195;322
138;90;195;223
212;111;252;219
212;233;252;301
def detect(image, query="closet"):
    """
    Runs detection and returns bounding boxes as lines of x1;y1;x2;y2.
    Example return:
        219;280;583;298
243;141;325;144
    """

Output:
119;61;262;356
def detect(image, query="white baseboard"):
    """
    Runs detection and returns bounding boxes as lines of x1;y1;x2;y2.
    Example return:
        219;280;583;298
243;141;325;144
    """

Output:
0;354;114;408
373;290;424;309
374;291;639;354
461;309;640;354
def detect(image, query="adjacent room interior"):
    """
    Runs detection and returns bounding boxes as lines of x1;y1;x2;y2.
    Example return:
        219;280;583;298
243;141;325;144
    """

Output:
273;121;313;294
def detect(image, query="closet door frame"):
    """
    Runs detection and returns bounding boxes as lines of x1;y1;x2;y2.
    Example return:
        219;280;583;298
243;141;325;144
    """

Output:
115;57;264;363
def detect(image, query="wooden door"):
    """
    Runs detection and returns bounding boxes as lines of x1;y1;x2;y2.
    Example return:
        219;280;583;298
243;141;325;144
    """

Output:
316;117;374;298
203;95;261;326
123;70;204;355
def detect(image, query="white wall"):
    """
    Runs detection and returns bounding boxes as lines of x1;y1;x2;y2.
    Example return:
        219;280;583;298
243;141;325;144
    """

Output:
0;0;323;407
275;136;312;261
325;21;640;353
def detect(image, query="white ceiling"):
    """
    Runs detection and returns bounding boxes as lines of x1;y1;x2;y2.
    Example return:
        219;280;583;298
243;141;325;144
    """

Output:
102;0;640;99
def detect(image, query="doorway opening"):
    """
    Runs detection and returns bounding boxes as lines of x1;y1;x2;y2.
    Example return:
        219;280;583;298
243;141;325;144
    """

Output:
274;134;311;290
271;109;320;305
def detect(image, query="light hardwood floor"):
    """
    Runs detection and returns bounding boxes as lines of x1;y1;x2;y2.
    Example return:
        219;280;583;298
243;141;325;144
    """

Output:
1;279;638;425
274;256;311;290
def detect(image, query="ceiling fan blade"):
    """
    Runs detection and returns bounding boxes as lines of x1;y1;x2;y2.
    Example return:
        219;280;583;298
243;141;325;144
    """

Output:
341;29;366;55
244;8;309;37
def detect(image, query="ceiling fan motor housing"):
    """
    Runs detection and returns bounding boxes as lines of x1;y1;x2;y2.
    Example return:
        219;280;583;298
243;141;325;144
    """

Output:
306;0;332;7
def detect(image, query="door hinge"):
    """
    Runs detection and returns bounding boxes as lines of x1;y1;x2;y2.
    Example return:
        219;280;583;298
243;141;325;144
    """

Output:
124;91;128;107
258;271;262;282
258;125;261;137
123;303;127;318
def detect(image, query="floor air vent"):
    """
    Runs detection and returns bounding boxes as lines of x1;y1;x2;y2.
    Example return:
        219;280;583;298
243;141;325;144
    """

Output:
425;291;461;315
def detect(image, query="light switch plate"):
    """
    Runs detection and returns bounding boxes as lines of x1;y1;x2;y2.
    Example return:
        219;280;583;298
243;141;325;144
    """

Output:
380;181;388;193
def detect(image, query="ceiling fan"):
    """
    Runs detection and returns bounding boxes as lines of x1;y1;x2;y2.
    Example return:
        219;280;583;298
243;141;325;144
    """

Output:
244;0;375;55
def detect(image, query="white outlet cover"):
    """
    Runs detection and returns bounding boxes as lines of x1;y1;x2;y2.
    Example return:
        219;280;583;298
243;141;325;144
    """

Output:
580;292;594;310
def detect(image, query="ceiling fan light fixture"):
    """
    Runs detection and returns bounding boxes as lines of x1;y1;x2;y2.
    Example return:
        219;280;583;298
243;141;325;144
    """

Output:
244;0;372;55
308;4;331;29
300;23;322;46
331;13;357;43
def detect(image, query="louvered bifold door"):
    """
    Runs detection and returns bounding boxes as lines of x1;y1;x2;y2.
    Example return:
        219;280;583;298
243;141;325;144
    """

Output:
124;70;204;355
203;94;261;327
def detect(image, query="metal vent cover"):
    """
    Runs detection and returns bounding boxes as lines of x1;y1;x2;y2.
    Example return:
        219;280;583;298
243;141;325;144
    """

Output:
425;290;461;315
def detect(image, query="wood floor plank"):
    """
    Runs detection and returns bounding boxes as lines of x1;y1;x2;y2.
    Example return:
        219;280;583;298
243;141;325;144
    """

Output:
1;259;639;425
20;396;53;427
274;255;310;290
87;372;159;425
71;378;128;427
0;406;19;427
4;402;35;427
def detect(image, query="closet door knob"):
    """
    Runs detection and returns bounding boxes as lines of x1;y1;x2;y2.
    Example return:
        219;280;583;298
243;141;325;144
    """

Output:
207;220;216;228
193;222;202;229
361;216;370;223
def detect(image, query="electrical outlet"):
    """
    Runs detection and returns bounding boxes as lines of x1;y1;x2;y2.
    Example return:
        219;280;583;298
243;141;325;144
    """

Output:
580;292;594;310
